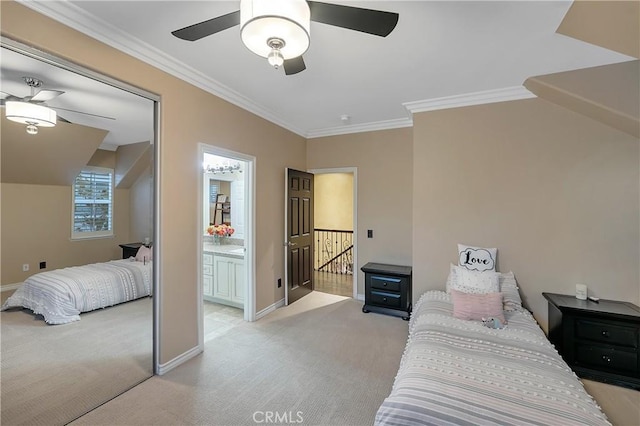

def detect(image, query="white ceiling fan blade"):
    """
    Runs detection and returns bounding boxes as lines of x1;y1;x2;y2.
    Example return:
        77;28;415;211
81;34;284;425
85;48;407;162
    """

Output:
1;91;21;101
49;105;115;120
30;89;65;102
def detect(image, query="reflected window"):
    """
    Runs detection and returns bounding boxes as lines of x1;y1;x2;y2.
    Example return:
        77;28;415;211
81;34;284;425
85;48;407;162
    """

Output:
72;166;114;239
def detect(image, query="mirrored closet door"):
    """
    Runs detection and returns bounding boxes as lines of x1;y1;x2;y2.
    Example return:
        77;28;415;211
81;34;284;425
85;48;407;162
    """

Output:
0;38;159;425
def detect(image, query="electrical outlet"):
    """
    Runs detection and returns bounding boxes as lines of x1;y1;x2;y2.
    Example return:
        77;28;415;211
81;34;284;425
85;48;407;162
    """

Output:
277;278;282;288
22;264;29;272
367;229;373;238
39;261;47;269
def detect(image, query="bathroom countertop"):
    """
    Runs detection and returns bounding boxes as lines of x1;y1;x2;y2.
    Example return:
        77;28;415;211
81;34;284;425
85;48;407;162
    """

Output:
203;243;245;259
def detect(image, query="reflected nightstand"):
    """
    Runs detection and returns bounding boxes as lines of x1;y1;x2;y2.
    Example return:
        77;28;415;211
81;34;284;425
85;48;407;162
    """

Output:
119;242;144;259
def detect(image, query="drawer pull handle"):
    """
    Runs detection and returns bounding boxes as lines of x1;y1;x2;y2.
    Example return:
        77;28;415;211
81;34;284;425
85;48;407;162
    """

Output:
383;297;387;302
383;282;387;286
601;355;611;362
601;330;609;337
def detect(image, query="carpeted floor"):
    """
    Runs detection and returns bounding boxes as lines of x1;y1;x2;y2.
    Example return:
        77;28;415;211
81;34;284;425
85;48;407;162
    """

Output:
6;292;638;425
1;297;153;426
71;292;409;426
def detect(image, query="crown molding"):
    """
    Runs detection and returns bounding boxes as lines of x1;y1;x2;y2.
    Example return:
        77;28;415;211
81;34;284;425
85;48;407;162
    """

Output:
16;0;306;137
306;117;413;139
17;2;538;140
403;86;536;115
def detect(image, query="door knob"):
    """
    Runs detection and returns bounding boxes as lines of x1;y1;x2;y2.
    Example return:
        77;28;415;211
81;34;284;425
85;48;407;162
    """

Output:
285;241;297;247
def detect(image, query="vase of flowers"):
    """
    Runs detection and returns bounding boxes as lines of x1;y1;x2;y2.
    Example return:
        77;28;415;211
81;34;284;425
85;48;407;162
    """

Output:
206;224;235;245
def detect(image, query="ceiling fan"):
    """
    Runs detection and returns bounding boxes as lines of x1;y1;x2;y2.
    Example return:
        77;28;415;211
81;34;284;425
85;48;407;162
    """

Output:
172;0;399;75
1;76;114;135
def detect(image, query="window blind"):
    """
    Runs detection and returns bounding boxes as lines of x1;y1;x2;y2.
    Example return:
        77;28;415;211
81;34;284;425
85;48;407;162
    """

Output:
72;168;113;238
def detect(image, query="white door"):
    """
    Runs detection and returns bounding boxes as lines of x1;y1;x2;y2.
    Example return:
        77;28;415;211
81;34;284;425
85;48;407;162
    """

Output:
230;179;245;239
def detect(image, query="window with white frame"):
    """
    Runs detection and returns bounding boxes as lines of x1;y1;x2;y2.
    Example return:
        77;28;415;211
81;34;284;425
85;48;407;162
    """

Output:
72;166;114;239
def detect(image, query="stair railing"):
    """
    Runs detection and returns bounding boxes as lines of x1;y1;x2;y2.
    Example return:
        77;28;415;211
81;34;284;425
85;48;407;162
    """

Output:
314;228;354;274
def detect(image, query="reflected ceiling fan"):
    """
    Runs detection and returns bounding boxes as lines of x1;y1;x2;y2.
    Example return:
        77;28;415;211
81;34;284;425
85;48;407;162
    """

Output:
172;0;399;75
1;76;114;135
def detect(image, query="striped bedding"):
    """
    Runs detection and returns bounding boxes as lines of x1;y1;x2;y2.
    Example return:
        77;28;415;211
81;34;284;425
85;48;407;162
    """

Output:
375;291;610;426
2;259;152;325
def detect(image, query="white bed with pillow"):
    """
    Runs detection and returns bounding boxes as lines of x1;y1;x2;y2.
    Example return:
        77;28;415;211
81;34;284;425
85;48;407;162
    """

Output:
375;244;610;426
2;246;152;325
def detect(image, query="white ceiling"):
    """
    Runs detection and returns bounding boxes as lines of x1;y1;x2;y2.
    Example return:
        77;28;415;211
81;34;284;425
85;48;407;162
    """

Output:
14;1;634;139
1;45;155;148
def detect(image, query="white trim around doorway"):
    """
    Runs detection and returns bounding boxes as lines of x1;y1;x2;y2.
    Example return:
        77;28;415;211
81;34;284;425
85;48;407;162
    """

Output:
197;144;257;352
308;167;359;300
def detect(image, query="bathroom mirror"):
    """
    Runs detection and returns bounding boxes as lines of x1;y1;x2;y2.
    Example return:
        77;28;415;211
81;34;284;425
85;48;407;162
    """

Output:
203;154;245;239
0;39;158;425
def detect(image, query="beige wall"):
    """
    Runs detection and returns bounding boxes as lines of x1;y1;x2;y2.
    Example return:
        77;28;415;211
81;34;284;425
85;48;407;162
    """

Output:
5;0;639;369
314;173;353;231
412;98;639;330
1;183;130;284
1;149;131;285
1;142;153;285
129;166;153;243
1;117;108;186
557;1;640;58
88;148;116;169
307;128;413;295
1;1;306;364
218;181;231;201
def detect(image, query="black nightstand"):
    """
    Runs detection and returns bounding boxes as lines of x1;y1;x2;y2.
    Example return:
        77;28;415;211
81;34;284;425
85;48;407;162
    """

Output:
543;292;640;390
361;262;412;320
119;242;144;259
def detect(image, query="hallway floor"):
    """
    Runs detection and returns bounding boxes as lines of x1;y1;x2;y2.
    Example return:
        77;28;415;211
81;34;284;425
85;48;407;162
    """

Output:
203;272;352;342
313;270;353;297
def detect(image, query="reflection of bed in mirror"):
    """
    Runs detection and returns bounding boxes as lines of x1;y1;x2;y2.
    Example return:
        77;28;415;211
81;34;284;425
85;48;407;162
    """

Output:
2;257;152;324
1;39;158;426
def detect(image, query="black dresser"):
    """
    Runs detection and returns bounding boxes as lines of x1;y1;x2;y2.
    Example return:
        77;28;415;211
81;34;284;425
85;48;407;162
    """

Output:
361;262;412;320
119;242;144;259
543;292;640;390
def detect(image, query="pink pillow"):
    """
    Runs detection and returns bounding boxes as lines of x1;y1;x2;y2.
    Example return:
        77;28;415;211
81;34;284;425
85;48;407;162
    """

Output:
451;289;505;323
135;245;153;262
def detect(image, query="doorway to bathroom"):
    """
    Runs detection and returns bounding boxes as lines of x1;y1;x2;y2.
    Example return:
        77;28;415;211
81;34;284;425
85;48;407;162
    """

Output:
198;144;255;347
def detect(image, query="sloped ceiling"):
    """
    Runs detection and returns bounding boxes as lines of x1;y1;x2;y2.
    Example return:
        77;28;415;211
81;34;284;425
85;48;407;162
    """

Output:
115;141;152;189
525;61;639;138
525;1;640;138
557;1;639;58
1;117;108;185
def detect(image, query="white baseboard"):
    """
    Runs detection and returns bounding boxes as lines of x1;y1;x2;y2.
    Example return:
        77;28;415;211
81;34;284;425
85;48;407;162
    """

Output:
157;345;202;375
255;298;285;320
1;283;22;292
356;294;365;301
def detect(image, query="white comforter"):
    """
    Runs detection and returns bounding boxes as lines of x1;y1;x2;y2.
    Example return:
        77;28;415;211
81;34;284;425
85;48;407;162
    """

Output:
2;259;152;325
376;291;610;426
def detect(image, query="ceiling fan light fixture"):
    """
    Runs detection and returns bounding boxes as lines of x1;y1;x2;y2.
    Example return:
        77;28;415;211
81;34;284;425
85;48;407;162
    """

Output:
267;38;285;69
240;0;310;60
5;101;57;127
26;123;39;135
